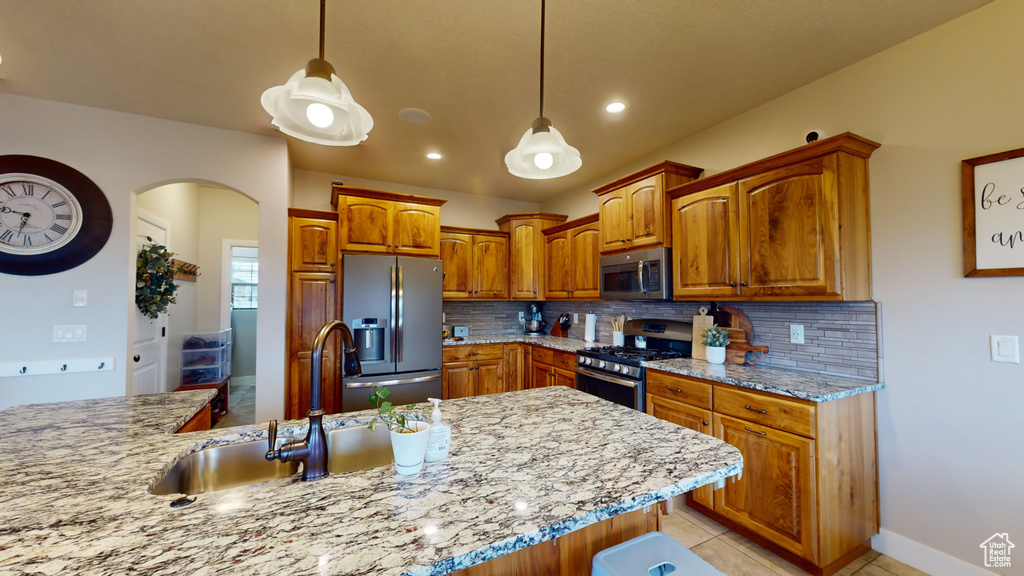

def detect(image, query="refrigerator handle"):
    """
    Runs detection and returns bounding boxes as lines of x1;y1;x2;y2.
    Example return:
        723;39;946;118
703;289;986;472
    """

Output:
390;265;398;363
397;265;404;363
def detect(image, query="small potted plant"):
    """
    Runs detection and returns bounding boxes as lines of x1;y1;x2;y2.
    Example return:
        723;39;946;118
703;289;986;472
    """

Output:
368;385;431;475
700;325;731;364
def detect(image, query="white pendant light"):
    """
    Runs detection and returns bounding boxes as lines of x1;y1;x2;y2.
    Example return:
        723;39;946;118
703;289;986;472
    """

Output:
505;0;581;179
261;0;373;146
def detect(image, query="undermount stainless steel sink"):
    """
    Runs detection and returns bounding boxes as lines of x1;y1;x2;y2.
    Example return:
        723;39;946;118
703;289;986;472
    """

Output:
151;424;394;495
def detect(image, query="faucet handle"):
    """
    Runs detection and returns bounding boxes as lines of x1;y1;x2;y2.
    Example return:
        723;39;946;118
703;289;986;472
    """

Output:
265;420;279;461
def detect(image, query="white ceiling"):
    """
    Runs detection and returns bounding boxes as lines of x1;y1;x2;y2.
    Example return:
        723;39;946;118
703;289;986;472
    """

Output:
0;0;990;203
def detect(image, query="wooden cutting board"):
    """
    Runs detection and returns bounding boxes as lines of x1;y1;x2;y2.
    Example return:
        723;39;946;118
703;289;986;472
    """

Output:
692;307;714;360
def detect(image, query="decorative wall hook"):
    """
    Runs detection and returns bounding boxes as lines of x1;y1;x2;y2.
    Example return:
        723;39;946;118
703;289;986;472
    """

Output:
172;259;200;282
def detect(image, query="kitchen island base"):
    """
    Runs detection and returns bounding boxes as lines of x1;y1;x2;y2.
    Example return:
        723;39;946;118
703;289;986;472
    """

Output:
451;506;659;576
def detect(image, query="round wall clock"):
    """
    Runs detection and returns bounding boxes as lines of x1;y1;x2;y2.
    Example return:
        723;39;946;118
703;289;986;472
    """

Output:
0;155;112;276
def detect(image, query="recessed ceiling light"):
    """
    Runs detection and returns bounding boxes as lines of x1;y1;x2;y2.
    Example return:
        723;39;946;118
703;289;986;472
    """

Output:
606;102;627;113
399;108;431;124
426;153;442;160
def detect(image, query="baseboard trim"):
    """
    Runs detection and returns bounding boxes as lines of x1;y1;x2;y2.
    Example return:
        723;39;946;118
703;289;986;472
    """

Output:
872;529;996;576
231;375;256;388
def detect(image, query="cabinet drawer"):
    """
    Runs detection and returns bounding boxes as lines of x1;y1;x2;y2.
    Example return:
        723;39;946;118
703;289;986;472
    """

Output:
646;370;712;409
714;386;816;438
443;344;504;363
531;347;575;368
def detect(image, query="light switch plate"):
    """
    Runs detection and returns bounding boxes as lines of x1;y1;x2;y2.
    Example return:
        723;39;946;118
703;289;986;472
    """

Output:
73;290;88;307
53;325;87;343
990;335;1019;363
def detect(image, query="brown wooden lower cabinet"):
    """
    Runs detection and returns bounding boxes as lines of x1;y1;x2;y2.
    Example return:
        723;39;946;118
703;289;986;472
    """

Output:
450;506;658;576
442;344;505;399
175;404;212;433
645;369;878;576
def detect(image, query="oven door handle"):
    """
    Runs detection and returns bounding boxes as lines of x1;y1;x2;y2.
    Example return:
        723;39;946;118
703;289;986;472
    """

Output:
574;365;638;388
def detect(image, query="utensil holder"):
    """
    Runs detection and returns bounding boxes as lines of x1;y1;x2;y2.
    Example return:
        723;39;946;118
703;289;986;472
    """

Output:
612;331;625;347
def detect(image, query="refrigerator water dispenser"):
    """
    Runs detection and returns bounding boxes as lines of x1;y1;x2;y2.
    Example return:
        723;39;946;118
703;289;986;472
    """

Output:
352;318;386;364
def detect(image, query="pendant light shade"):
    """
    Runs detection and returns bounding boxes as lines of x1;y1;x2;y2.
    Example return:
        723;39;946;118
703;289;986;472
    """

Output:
504;117;581;179
505;0;581;179
261;1;372;146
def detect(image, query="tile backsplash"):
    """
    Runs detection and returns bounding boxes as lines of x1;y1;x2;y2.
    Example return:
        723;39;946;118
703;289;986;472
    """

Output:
443;300;881;382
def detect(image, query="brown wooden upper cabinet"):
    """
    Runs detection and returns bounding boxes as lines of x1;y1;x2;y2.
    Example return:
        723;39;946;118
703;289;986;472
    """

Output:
670;133;879;301
593;161;703;255
289;210;338;273
440;227;509;300
542;214;601;300
496;213;568;300
332;184;446;258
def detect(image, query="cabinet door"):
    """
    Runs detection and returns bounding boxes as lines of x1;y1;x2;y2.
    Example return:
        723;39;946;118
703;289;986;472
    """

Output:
714;413;817;560
627;175;664;249
338;197;392;253
646;394;714;508
598;188;629;252
671;183;741;299
543;231;571;299
440;232;473;299
442;362;475;399
739;157;840;298
510;222;539;299
392;202;441;257
504;343;526;392
531;362;554;388
476;358;505;395
473;235;509;299
290;217;337;272
569;222;600;299
288;273;337;419
553;367;575;389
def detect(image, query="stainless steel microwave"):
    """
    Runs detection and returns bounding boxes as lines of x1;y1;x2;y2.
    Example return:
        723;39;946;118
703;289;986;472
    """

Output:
599;247;672;300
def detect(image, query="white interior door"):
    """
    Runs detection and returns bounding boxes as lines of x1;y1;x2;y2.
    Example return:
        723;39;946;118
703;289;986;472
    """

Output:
133;211;170;395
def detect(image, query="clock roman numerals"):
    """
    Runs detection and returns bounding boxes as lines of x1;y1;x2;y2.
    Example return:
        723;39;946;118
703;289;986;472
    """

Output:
50;223;69;235
21;183;34;196
2;186;14;198
51;200;67;209
56;214;72;220
0;229;12;243
23;235;32;246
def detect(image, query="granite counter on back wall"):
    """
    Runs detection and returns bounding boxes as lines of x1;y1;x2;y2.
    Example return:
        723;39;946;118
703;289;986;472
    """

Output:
0;387;741;575
444;336;883;402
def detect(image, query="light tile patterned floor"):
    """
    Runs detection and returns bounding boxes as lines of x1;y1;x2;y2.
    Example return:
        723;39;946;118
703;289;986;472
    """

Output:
663;505;931;576
212;381;255;428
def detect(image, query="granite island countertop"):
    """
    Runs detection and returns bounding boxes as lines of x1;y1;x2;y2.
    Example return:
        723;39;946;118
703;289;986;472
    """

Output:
444;335;884;402
0;386;741;576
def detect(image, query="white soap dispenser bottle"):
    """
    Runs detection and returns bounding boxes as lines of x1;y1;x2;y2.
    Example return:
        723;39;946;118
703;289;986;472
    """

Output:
424;397;451;463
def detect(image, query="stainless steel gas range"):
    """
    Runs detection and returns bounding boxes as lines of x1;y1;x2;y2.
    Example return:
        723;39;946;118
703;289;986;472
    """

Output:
574;319;693;412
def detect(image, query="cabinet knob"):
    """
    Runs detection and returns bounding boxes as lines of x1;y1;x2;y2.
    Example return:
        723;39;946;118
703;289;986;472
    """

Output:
133;354;141;363
702;420;709;426
730;282;737;287
627;237;632;241
388;244;392;248
740;282;748;287
620;238;626;243
330;262;335;267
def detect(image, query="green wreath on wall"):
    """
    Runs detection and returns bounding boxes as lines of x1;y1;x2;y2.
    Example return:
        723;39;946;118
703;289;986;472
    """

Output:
136;237;180;320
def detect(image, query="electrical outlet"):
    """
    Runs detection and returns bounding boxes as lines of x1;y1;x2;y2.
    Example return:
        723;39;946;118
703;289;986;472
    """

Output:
519;312;525;322
790;324;805;344
574;313;579;324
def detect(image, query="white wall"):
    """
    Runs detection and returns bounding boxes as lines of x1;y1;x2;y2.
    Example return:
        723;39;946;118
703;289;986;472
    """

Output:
0;93;289;423
293;169;541;230
195;185;259;331
542;2;1024;574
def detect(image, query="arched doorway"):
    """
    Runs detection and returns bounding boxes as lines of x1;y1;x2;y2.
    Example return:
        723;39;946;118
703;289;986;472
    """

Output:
131;181;258;427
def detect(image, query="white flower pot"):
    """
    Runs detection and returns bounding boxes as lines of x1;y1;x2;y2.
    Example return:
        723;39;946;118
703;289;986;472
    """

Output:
389;420;431;475
705;346;726;364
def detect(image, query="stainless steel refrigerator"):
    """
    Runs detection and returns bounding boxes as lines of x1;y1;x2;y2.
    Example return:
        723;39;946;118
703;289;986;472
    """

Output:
340;254;443;412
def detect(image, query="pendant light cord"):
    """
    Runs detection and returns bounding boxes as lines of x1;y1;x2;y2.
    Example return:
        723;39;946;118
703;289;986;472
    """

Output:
319;0;327;60
536;0;544;118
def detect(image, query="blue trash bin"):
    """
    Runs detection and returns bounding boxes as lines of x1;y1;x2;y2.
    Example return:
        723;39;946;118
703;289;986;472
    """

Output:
592;531;725;576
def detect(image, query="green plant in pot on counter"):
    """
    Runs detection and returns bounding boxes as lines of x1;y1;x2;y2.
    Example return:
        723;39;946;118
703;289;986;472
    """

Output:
700;324;731;365
368;385;429;433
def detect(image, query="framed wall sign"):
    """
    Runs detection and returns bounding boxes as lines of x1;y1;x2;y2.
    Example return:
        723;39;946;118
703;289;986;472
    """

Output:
962;146;1024;277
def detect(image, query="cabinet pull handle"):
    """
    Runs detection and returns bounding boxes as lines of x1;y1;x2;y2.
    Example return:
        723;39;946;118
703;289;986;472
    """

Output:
745;405;767;414
468;352;478;356
666;387;682;393
745;426;767;436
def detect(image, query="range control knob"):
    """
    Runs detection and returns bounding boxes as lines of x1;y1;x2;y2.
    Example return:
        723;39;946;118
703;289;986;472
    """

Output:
577;355;584;363
612;364;621;373
598;360;606;369
585;358;593;365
